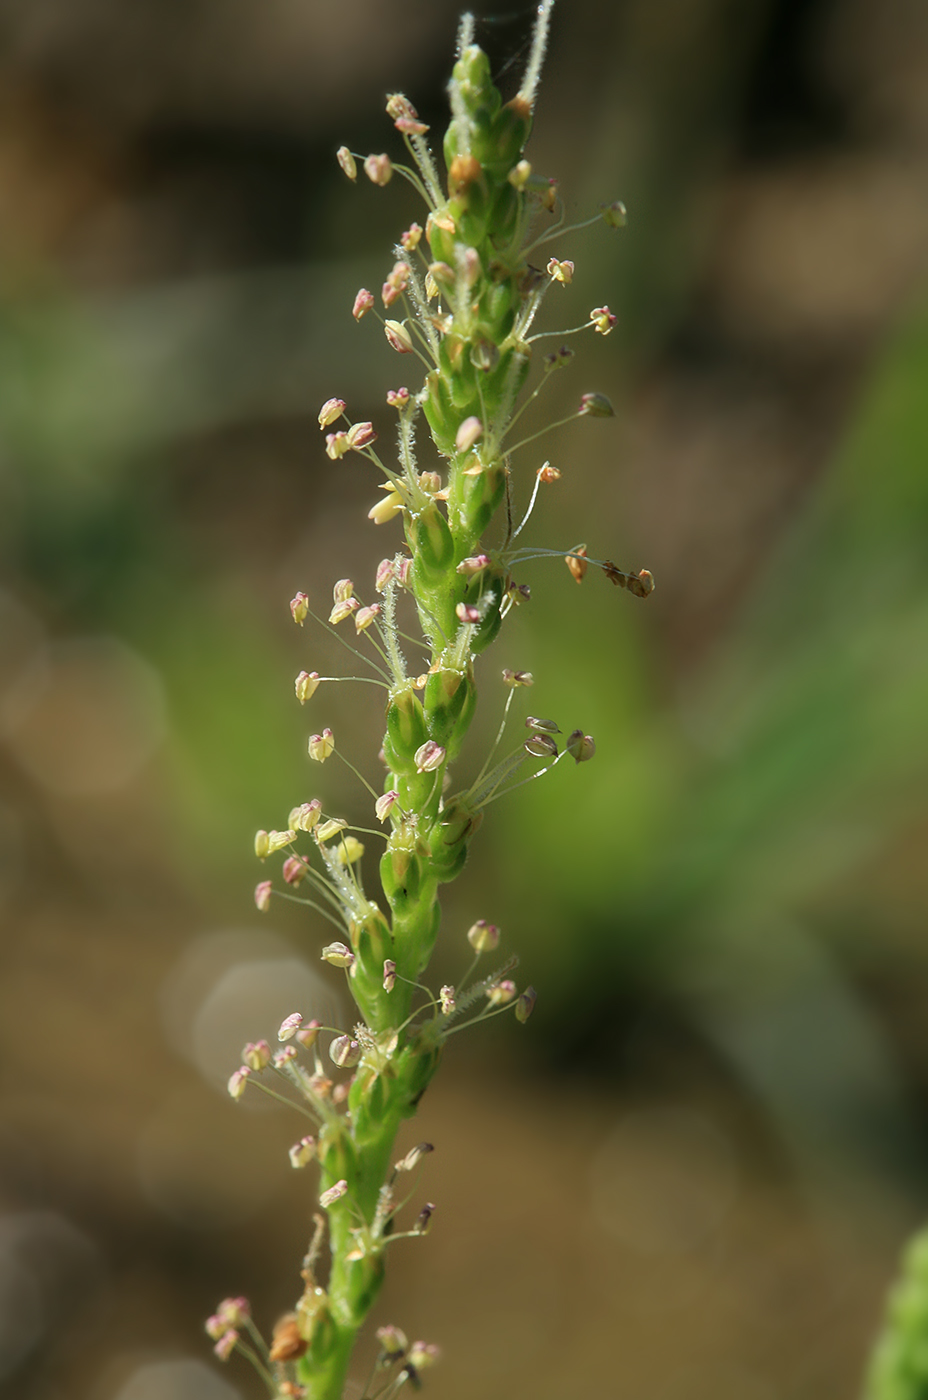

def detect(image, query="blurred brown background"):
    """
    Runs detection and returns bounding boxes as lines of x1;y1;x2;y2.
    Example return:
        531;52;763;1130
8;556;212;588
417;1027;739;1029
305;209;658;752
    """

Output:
1;0;928;1396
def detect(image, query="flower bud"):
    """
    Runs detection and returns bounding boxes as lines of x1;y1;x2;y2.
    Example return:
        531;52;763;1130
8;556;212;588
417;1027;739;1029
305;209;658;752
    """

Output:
486;978;517;1006
565;544;588;583
278;1012;303;1041
579;392;615;417
321;941;354;968
227;1066;251;1099
456;554;490;576
384;320;413;354
242;1039;271;1071
591;305;616;335
282;855;307;885
467;919;499;953
386;386;410;409
330;1035;361;1068
566;729;596;763
508;158;531;189
395;1142;433;1173
439;985;455;1014
308;728;335;762
524;733;558;758
515;985;537;1023
336;835;365;865
325;431;350;460
289;799;322;832
525;716;561;734
455;415;483;453
600;199;628;228
316;817;348;842
547;257;574;284
320;1179;349;1208
289;1135;316;1168
383;958;396;993
414;740;445;773
205;1315;225;1341
502;669;533;688
456;602;481;624
346;421;377;450
400;223;422;252
395;557;412;587
352;288;375;320
460;247;481;286
355;604;381;633
295;670;321;703
382;261;410;308
254;880;272;912
448;152;481;193
376;1325;408;1358
408;1341;441;1370
296;1019;321;1048
363;153;393;186
336;146;357;180
213;1330;238;1362
290;591;310;625
318;397;346;428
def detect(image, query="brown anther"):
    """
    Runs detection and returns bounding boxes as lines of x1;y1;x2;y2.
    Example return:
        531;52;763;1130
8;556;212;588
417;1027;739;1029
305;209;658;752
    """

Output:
565;545;588;583
627;568;655;598
602;560;627;587
269;1313;307;1363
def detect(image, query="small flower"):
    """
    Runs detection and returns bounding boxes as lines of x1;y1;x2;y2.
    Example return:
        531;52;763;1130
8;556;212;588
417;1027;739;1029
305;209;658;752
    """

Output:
394;557;412;586
290;591;310;624
400;223;422;252
467;919;499;953
579;392;615;418
242;1040;271;1071
375;558;395;590
546;257;574;284
376;1325;408;1358
289;799;322;832
329;596;359;625
591;305;616;335
273;1045;297;1068
296;1019;321;1048
414;740;445;773
600;199;628;228
486;979;517;1006
325;431;350;460
320;1179;349;1208
227;1066;251;1099
515;985;537;1023
205;1314;225;1341
456;602;481;624
364;153;393;186
544;344;575;372
566;729;596;763
282;855;307;886
295;670;321;703
330;1035;361;1068
213;1330;239;1362
408;1341;441;1370
215;1297;251;1329
278;1012;303;1041
318;397;346;428
524;733;558;758
375;790;399;822
336;835;365;865
321;942;354;968
316;817;348;842
537;463;561;483
565;544;588;583
386;386;410;409
384;320;414;354
355;603;381;633
254;880;272;912
502;669;534;688
369;490;404;524
383;959;396;993
347;421;377;450
439;985;455;1015
352;288;375;320
455;416;483;453
289;1135;316;1168
508;159;531;190
336;146;357;180
461;247;481;286
308;729;335;762
456;554;490;576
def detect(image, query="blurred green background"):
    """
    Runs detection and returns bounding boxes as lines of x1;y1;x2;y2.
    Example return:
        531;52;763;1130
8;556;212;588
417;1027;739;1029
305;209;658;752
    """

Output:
1;0;927;1397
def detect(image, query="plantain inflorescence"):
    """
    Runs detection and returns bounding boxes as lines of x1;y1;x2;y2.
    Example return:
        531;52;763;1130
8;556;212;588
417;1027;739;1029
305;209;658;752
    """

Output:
207;6;651;1398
